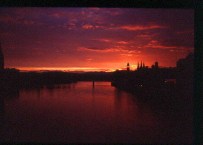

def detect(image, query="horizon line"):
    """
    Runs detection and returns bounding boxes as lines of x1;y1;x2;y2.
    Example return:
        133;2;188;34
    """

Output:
4;65;176;73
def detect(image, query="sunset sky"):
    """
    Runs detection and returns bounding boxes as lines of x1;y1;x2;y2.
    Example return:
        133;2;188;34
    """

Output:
0;8;194;72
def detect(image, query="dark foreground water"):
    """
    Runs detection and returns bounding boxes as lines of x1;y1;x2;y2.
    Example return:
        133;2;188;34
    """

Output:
0;82;193;143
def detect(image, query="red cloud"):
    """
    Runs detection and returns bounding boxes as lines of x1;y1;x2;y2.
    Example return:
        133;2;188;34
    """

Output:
92;38;112;43
120;25;166;31
77;46;140;55
82;24;94;29
143;40;177;49
117;41;129;44
77;47;121;53
82;24;105;30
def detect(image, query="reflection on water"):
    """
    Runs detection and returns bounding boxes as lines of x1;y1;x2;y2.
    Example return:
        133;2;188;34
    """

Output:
0;82;193;143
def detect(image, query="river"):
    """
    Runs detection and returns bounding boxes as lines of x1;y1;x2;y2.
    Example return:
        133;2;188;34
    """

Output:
0;81;193;143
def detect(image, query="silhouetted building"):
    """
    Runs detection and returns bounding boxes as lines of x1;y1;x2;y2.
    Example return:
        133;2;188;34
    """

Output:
155;61;158;68
151;61;159;69
140;61;143;68
137;61;147;70
176;53;193;92
137;62;140;69
0;42;4;70
127;62;130;71
176;53;193;71
112;59;177;96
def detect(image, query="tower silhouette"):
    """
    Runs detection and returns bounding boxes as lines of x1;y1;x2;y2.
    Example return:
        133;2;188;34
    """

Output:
143;62;145;68
140;61;143;68
155;61;159;68
127;62;130;71
137;62;140;69
0;42;4;70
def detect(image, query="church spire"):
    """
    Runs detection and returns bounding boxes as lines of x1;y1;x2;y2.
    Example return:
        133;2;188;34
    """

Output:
140;61;143;68
127;62;130;71
137;62;139;69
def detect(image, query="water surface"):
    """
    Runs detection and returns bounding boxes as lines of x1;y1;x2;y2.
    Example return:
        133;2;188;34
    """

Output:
0;81;193;143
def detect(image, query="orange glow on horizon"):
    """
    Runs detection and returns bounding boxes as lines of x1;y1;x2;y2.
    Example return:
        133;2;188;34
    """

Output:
12;64;138;72
14;66;119;72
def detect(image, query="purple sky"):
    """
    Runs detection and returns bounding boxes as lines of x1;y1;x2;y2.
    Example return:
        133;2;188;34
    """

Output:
0;8;194;71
